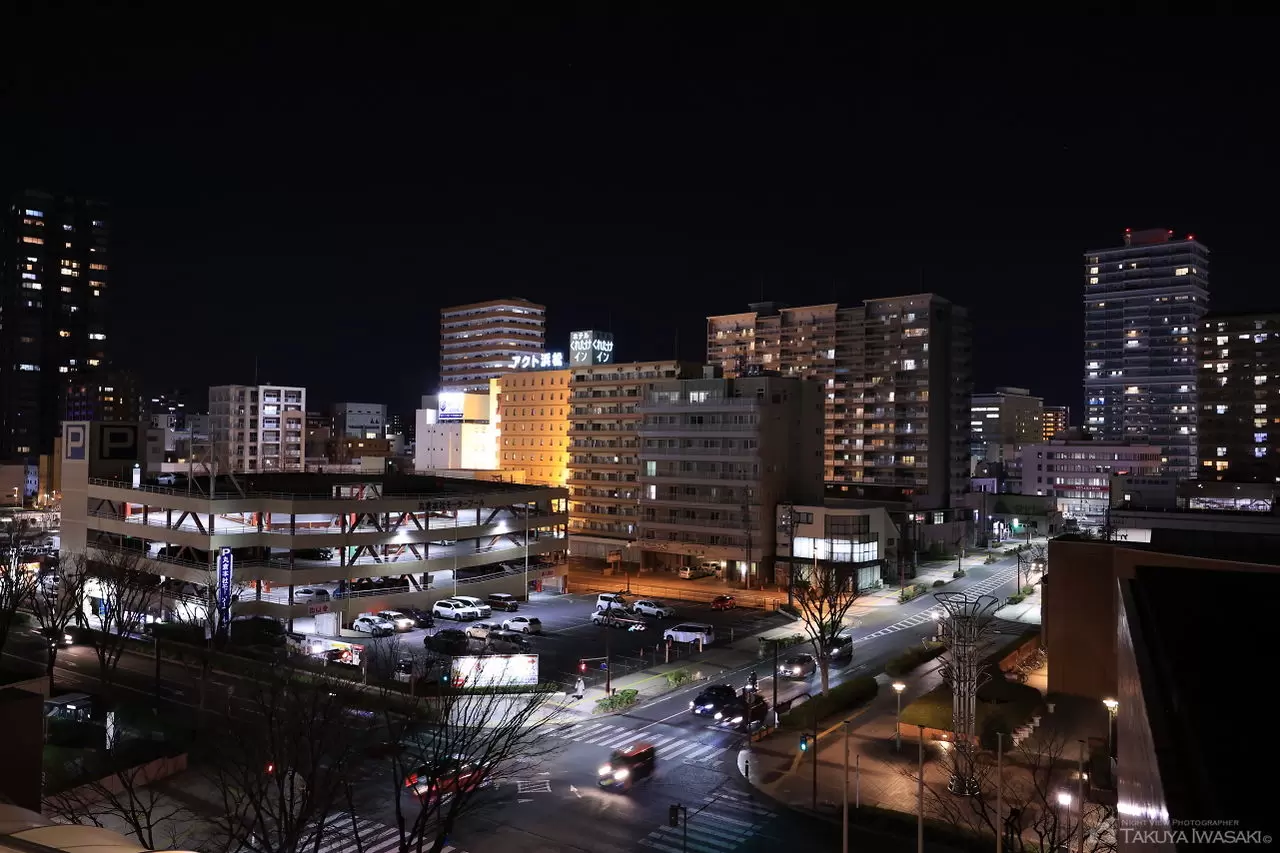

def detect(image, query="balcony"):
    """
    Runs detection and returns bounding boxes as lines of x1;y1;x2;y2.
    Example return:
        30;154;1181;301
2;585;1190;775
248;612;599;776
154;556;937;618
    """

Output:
641;516;754;531
638;470;759;482
640;446;758;458
639;422;759;433
639;397;760;411
641;493;755;507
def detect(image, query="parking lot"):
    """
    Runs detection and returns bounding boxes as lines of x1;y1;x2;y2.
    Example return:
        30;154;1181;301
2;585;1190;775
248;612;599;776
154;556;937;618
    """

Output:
314;589;791;688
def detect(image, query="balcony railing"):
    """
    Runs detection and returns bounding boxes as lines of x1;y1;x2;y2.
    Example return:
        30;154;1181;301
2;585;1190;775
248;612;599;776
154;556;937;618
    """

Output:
639;423;758;432
640;447;758;457
637;470;759;481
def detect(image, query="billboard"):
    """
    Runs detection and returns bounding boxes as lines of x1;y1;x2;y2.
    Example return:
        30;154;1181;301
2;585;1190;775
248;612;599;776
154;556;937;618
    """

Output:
97;424;139;460
509;353;564;370
569;330;615;366
64;424;87;460
450;654;539;688
437;393;464;421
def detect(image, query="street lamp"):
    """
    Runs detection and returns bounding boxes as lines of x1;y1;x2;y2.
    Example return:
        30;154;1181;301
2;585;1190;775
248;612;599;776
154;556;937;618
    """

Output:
1103;697;1119;755
893;681;906;752
1056;790;1073;849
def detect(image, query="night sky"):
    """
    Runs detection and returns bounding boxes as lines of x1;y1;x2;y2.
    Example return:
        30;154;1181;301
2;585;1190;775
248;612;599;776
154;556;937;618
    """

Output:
5;13;1275;417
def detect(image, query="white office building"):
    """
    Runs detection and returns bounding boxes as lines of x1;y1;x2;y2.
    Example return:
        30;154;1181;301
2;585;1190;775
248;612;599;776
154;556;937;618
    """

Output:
415;392;498;472
209;384;306;473
1018;438;1163;526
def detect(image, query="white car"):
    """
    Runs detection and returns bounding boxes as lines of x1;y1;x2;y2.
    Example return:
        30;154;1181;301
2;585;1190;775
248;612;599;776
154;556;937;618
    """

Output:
376;610;416;632
449;595;492;618
465;622;499;640
663;622;716;645
351;615;394;636
433;600;481;621
502;616;542;634
293;587;330;603
631;599;674;618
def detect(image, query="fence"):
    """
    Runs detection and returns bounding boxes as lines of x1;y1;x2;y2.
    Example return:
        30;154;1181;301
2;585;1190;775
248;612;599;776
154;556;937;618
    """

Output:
570;577;783;610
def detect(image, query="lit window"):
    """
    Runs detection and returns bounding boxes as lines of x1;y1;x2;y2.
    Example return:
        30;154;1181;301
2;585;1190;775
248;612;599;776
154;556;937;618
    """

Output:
87;358;100;366
89;263;108;271
1216;461;1230;471
1174;267;1190;276
1256;433;1269;443
1217;336;1230;345
1217;446;1228;457
1257;375;1269;385
62;224;73;231
21;236;43;244
902;359;916;370
1089;266;1099;274
1124;386;1140;395
1258;404;1269;414
17;364;38;372
21;282;41;291
1256;447;1268;458
88;332;106;340
58;330;70;338
1217;405;1229;414
1089;277;1099;285
92;220;105;228
24;209;44;217
1217;363;1229;373
1257;419;1268;428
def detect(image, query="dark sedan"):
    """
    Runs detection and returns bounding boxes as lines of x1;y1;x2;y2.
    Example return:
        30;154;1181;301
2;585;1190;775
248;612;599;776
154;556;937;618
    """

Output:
425;629;469;655
712;694;770;732
778;653;817;679
689;684;738;717
397;607;435;629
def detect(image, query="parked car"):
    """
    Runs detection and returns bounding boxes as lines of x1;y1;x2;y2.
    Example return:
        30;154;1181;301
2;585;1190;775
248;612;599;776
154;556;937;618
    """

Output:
677;565;712;580
351;615;394;636
595;593;628;612
778;653;817;679
710;595;736;611
425;628;469;655
376;611;417;632
433;600;481;621
663;622;715;645
465;622;499;640
397;607;435;628
486;593;520;612
631;599;674;618
293;548;334;561
293;587;330;603
429;539;458;546
449;595;492;618
486;629;533;653
502;615;542;634
689;684;738;717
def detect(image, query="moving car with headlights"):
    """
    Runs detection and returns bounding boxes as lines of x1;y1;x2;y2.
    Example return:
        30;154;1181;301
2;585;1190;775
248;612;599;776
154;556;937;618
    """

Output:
449;595;492;618
433;600;480;621
502;615;542;634
824;632;854;661
689;684;737;717
486;592;520;612
631;599;675;618
375;610;417;632
709;594;736;611
403;754;492;803
592;609;646;631
778;653;817;679
351;615;395;636
465;622;499;640
397;607;435;628
712;693;770;732
597;743;656;791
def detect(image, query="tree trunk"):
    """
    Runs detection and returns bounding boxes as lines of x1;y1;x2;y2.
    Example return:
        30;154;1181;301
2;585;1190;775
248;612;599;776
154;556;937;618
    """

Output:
46;645;58;692
819;657;830;696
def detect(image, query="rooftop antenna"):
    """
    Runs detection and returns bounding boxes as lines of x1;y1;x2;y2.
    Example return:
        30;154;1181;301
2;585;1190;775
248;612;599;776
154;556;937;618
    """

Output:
759;277;765;302
673;326;680;360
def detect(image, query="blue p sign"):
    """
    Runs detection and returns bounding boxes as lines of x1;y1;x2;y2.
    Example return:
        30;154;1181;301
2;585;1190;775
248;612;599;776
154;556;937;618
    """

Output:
64;424;87;460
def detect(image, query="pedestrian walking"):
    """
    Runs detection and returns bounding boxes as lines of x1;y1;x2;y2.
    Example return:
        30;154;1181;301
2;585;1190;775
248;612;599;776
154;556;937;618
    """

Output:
574;676;585;700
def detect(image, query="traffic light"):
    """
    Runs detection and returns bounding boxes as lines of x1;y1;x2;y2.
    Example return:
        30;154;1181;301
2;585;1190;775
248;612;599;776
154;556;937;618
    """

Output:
668;804;680;827
265;762;275;774
799;735;809;753
579;660;587;673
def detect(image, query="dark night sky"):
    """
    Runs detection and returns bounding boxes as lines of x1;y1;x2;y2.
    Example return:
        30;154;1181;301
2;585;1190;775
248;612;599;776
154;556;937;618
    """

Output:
5;12;1276;416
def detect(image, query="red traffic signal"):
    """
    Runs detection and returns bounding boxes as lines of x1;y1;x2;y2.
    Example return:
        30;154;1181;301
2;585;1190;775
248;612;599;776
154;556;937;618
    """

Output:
579;660;587;673
265;762;275;774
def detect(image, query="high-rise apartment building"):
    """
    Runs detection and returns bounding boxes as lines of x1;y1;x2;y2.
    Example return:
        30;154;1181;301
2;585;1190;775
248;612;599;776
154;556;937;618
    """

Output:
209;384;306;472
0;189;111;459
565;359;698;561
1042;405;1070;441
637;370;825;584
440;298;546;393
63;369;142;423
495;367;571;486
970;387;1043;457
707;295;972;508
1084;228;1209;480
1197;311;1280;483
332;402;386;439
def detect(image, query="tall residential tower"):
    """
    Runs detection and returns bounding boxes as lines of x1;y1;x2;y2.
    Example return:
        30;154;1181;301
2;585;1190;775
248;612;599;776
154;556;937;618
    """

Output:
1084;229;1209;480
0;190;111;459
439;298;546;393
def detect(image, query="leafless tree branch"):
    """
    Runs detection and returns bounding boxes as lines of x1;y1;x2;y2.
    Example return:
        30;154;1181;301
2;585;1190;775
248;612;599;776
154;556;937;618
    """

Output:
787;559;863;694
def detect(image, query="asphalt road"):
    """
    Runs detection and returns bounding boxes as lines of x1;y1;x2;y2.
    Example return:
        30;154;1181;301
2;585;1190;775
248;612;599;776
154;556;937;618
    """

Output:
348;554;1029;853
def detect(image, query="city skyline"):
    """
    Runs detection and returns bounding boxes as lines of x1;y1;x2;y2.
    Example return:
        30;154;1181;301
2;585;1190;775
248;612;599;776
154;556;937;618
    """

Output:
5;17;1275;417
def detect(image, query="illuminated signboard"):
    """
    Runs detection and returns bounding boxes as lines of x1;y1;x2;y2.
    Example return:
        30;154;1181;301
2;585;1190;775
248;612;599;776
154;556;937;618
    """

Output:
510;352;564;370
569;330;615;365
437;392;464;421
450;654;539;688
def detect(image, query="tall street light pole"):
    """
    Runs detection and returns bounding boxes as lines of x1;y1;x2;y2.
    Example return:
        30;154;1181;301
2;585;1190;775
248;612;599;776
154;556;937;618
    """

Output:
1103;697;1118;756
893;681;906;751
781;503;796;609
523;500;530;598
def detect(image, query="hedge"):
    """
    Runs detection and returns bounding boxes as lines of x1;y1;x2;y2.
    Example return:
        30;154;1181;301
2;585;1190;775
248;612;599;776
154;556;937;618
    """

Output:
884;641;946;677
779;675;878;728
595;688;639;714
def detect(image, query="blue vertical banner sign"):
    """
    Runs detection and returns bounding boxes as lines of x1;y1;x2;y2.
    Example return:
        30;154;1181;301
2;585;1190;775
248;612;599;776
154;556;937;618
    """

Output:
217;547;234;621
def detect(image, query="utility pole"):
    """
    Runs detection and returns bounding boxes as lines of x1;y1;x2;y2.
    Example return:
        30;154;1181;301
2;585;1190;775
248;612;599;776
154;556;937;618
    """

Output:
811;704;819;810
742;500;752;590
780;503;796;608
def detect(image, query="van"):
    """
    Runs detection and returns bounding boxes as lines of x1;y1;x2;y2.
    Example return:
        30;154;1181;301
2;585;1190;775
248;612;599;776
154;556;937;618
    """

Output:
595;593;628;612
677;566;711;580
663;623;716;645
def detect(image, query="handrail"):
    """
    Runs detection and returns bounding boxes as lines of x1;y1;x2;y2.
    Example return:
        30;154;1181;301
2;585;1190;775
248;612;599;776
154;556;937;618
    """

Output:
86;477;567;504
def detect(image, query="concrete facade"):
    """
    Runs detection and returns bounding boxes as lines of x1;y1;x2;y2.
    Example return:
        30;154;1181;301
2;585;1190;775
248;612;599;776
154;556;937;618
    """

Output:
439;298;546;393
209;384;306;473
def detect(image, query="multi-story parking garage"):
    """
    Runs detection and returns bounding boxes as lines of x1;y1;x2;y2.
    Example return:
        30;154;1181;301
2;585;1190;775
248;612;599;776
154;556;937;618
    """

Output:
60;467;568;627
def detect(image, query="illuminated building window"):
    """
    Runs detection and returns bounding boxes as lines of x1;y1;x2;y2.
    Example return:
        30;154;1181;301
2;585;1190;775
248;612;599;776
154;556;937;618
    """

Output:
1256;447;1268;459
21;236;43;244
1217;447;1228;457
1257;375;1269;385
1258;404;1268;414
1216;461;1229;471
1256;433;1269;444
1217;405;1229;414
89;263;108;271
1174;267;1190;276
58;330;70;338
24;209;43;217
1217;363;1229;373
1089;277;1099;285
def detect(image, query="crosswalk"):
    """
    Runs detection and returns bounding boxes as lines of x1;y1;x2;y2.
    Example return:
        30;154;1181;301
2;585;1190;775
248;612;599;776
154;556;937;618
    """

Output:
549;720;727;766
640;790;775;853
309;812;471;853
857;568;1018;641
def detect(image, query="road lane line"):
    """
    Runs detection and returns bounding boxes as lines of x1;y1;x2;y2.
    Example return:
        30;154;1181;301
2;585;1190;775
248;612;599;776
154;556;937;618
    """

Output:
635;707;690;731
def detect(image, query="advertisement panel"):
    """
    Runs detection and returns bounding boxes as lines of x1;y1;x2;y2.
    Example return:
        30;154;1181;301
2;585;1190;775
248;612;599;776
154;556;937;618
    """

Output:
449;654;539;688
569;330;615;366
437;393;464;421
509;353;564;370
216;547;233;615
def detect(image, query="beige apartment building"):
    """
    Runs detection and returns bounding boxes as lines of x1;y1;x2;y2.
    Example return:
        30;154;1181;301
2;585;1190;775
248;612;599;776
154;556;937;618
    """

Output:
565;359;699;563
707;295;972;508
637;369;824;585
495;367;571;487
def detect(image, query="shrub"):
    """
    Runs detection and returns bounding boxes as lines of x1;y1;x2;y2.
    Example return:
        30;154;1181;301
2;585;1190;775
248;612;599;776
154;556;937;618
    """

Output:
665;668;692;688
953;568;966;578
594;688;640;714
898;583;926;603
884;641;946;677
779;675;878;728
1007;593;1026;605
1021;584;1035;595
931;579;946;588
758;633;807;657
984;554;998;565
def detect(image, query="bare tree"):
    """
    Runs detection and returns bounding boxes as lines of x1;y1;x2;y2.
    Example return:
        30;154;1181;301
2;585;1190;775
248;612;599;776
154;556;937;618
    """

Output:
81;547;161;694
0;532;40;659
43;758;198;850
898;717;1117;853
359;654;564;853
787;557;863;694
30;551;92;692
200;667;368;853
